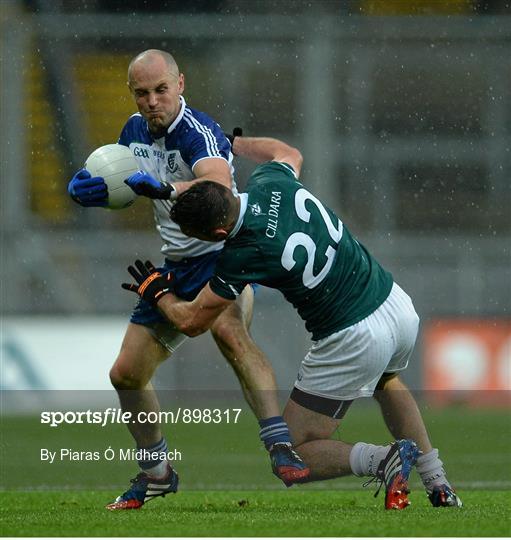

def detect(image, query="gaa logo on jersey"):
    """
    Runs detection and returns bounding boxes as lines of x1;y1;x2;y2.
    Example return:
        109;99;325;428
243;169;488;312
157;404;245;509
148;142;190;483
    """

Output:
167;152;179;173
133;146;150;159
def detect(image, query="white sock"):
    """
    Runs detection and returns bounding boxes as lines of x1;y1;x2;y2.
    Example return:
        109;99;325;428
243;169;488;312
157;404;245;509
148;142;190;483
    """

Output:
143;460;169;479
349;442;392;477
416;448;450;491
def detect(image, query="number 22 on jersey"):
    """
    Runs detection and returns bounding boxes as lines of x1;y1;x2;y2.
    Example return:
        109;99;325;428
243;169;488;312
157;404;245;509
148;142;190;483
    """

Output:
281;189;343;289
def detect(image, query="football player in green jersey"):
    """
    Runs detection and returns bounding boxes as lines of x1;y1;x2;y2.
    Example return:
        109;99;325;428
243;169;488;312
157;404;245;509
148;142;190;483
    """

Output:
122;135;462;509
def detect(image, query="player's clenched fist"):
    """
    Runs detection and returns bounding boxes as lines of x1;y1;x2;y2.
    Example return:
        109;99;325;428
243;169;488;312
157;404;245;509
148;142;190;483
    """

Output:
124;171;176;200
67;169;109;207
122;259;174;304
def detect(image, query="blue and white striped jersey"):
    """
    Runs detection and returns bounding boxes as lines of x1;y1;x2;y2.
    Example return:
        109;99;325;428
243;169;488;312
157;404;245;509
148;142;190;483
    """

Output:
118;96;236;260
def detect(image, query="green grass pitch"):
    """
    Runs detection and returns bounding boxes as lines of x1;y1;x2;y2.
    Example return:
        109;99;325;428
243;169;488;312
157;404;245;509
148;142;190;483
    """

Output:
2;490;510;537
1;403;510;536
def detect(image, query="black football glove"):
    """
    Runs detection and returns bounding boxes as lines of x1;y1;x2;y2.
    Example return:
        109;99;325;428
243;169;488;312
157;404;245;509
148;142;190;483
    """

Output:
226;127;242;155
122;260;173;304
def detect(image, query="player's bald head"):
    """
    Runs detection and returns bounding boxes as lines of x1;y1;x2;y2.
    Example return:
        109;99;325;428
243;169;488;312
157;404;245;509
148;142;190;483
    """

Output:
128;49;180;83
127;49;184;137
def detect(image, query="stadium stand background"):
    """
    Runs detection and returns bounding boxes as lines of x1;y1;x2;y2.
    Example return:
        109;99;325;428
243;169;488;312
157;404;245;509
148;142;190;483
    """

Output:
1;0;510;394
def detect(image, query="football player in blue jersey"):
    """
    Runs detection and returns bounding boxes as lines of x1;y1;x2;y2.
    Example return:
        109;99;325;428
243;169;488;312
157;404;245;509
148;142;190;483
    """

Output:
67;50;308;510
121;134;462;510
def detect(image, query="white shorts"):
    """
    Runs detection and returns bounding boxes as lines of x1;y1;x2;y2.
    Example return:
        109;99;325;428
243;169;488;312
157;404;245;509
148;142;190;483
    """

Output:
294;283;420;402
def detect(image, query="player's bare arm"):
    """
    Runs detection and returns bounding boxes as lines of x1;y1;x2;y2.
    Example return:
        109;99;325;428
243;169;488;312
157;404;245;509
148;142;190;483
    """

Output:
173;156;232;196
233;136;303;177
121;259;232;337
156;284;232;337
124;156;232;201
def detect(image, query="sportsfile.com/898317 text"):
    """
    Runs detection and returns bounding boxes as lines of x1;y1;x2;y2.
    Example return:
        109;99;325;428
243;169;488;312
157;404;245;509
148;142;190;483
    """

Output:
40;408;243;427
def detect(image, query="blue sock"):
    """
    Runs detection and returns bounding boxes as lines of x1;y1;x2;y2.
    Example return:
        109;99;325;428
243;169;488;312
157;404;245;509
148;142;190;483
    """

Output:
137;438;169;477
259;416;292;450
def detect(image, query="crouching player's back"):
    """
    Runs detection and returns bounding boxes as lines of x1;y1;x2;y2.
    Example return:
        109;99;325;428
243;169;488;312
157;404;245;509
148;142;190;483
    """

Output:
208;160;394;342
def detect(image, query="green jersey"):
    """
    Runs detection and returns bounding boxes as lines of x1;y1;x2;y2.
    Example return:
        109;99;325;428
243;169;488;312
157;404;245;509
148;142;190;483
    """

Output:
209;161;393;340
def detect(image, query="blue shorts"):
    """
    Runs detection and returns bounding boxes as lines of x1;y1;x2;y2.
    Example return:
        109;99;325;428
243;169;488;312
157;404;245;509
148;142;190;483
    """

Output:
130;251;221;326
130;251;260;327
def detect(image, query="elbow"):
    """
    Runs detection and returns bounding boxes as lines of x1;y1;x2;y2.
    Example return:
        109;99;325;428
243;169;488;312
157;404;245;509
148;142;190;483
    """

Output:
285;146;303;176
293;148;304;173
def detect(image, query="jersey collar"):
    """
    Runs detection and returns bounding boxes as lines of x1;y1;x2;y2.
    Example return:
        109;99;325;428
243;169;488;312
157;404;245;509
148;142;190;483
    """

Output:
146;96;187;141
166;96;186;134
228;193;248;239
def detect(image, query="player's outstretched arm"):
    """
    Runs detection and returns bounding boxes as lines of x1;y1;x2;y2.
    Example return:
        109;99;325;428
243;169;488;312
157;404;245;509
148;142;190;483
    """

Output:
124;159;232;200
121;259;231;337
232;137;303;177
176;158;233;195
156;284;233;337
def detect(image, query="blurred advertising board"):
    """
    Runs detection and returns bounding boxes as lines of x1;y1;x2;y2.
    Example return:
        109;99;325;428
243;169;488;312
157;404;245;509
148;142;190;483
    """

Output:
1;317;123;392
423;319;511;407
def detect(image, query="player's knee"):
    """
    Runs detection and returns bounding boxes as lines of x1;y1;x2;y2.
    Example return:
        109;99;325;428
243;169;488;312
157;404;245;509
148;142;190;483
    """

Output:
109;360;144;390
292;421;338;446
211;317;247;353
211;320;272;372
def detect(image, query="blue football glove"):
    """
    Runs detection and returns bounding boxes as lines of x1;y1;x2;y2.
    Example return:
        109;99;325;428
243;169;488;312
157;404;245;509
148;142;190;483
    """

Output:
68;169;108;207
125;171;176;200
